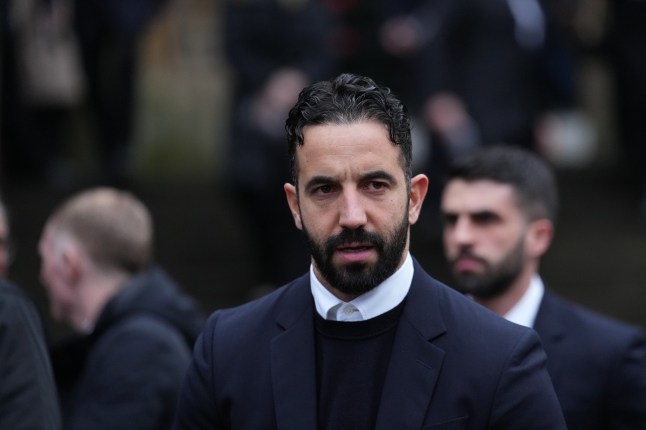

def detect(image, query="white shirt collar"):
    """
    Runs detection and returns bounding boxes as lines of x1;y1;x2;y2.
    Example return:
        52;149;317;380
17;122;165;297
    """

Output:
311;253;414;321
503;275;545;328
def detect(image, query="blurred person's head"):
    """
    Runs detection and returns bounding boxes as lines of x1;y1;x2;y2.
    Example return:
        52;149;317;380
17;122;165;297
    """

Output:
0;200;12;277
39;187;153;332
440;145;557;314
284;73;428;301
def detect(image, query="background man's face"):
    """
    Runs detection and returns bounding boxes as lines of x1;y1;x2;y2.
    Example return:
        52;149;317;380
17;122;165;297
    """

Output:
441;179;529;298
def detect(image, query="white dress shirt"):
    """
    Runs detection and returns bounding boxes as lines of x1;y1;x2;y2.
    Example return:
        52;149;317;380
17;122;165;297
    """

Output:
503;275;545;328
310;253;414;322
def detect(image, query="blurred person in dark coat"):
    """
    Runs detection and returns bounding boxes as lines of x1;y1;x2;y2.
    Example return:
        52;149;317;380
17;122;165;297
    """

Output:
0;198;62;430
71;0;169;185
39;187;204;430
440;145;646;429
416;0;549;152
0;280;62;430
376;0;565;233
223;0;334;290
324;0;422;108
1;0;81;186
605;0;646;218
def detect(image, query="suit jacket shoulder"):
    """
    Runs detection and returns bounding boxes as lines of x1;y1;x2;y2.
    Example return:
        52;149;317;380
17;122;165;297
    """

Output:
396;261;565;428
534;290;646;429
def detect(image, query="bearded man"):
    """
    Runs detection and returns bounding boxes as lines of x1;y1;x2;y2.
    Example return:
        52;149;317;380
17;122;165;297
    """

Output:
441;145;646;429
173;74;567;430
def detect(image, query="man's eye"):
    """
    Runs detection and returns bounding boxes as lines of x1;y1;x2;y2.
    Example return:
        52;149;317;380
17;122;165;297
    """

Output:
367;181;387;191
442;214;457;226
315;184;333;194
473;213;498;225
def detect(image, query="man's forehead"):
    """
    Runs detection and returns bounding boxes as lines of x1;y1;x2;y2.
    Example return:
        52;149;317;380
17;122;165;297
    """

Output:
298;122;398;158
443;179;517;209
448;178;514;194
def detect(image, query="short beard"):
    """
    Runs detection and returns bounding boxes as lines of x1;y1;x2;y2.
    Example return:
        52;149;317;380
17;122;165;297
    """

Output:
450;236;525;300
303;213;409;297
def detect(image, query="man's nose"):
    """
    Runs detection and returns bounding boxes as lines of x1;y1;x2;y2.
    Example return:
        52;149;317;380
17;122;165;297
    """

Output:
452;217;475;244
339;189;367;230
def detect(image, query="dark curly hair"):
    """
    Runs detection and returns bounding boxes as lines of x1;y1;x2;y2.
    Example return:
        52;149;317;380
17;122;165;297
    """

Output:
285;73;412;185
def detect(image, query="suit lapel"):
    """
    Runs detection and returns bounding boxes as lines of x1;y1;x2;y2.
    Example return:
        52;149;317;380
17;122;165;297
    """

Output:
376;261;448;430
533;291;567;385
270;277;318;430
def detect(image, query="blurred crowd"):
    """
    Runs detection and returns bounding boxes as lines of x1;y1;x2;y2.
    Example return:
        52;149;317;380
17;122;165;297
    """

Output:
2;0;646;288
1;0;170;187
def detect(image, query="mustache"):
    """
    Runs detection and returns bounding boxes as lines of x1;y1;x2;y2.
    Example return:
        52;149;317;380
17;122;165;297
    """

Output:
324;228;384;254
451;249;487;265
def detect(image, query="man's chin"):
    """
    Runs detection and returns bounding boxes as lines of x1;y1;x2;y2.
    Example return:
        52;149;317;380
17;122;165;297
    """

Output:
334;260;373;276
333;277;378;297
452;274;485;293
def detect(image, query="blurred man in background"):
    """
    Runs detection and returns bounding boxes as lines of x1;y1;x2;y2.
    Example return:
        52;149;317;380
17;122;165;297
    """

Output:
39;187;204;430
440;145;646;429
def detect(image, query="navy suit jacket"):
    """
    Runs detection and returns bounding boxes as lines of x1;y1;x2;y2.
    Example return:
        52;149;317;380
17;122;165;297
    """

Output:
174;260;566;429
534;291;646;429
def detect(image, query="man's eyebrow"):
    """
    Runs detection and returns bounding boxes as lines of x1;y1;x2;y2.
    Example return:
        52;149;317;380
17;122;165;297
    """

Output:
464;210;502;222
360;170;397;184
440;209;498;218
470;209;498;216
304;175;336;192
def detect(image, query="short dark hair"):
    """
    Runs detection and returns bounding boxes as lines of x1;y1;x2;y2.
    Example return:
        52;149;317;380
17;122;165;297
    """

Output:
445;145;559;224
285;73;412;184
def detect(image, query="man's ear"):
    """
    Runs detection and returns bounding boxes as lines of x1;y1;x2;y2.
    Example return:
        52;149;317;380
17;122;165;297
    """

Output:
526;219;554;258
60;241;84;286
284;183;303;230
408;174;429;225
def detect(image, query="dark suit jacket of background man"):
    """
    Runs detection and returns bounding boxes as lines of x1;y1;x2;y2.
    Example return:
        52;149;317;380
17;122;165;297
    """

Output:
534;290;646;429
174;259;566;429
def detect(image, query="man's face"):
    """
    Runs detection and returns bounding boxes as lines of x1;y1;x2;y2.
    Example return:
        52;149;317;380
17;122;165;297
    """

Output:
441;179;529;299
284;120;427;300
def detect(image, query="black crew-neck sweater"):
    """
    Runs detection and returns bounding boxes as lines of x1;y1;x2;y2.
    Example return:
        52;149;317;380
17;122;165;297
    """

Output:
314;301;405;430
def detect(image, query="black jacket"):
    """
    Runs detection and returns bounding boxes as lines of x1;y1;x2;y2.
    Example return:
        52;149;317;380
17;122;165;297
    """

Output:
174;259;566;429
51;266;204;430
0;279;61;430
534;291;646;429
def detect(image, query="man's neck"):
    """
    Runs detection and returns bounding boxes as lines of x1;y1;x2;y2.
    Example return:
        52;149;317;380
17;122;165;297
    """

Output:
76;271;131;332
